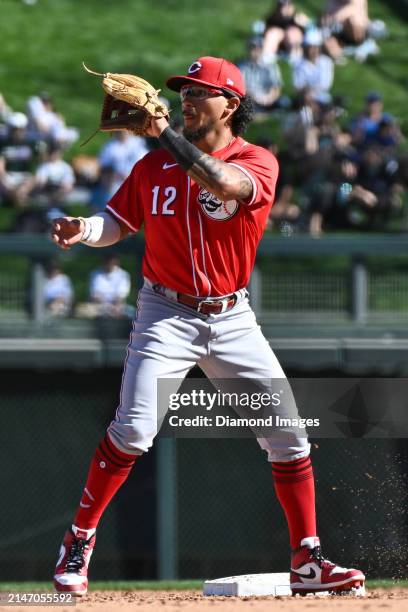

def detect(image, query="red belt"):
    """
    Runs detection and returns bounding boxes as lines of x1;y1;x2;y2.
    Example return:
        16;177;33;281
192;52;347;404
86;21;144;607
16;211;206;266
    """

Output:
177;293;237;315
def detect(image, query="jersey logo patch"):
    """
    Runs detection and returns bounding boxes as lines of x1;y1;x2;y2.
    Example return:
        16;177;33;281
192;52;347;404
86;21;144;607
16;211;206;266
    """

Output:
197;188;239;221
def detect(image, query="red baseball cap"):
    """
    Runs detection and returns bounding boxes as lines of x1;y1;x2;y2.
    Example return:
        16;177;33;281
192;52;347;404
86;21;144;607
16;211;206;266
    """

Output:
166;56;246;98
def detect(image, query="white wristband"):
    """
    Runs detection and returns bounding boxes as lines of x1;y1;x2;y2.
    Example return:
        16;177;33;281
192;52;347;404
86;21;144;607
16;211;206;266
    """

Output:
78;212;121;247
81;218;93;241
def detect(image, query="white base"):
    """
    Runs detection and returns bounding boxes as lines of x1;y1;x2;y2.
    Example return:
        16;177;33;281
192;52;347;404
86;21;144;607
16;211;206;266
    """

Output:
203;574;367;598
203;573;292;597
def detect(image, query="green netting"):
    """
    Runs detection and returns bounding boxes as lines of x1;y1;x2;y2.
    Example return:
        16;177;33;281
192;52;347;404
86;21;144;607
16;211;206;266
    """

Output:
0;370;407;581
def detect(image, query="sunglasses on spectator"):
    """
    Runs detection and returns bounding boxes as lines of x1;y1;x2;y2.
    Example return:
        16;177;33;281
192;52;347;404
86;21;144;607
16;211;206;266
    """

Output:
180;85;232;101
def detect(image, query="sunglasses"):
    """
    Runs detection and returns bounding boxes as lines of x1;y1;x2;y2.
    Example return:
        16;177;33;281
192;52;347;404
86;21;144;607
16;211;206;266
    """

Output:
180;85;230;101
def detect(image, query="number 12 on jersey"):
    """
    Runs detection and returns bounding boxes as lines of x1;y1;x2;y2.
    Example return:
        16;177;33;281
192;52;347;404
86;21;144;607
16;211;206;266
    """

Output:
151;186;177;216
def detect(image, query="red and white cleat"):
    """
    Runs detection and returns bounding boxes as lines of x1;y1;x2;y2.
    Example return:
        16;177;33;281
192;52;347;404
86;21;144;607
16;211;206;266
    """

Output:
290;537;365;595
53;527;96;596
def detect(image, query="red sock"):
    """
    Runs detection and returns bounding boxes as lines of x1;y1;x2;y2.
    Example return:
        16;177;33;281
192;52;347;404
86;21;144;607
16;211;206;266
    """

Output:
272;455;316;550
73;433;136;530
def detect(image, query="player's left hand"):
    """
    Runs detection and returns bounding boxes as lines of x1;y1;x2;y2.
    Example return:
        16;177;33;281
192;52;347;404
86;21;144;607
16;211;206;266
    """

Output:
145;116;170;138
83;65;169;137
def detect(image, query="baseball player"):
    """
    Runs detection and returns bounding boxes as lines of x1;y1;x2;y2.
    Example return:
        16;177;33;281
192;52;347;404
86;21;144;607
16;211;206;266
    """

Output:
51;56;364;595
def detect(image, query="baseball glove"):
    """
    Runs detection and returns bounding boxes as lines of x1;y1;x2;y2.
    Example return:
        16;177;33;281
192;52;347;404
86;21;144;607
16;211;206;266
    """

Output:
83;63;169;137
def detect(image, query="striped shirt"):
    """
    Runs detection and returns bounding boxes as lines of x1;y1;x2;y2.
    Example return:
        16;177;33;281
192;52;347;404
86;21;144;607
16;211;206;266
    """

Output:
238;59;282;100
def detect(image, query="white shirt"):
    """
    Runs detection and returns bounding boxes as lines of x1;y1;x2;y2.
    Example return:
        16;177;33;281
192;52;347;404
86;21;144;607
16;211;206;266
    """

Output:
89;266;130;304
43;273;73;304
35;159;75;188
26;96;79;145
99;135;149;180
292;55;334;102
27;96;64;134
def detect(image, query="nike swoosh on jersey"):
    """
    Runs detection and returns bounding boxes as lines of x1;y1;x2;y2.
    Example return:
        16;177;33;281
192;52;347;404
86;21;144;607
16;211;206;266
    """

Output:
162;162;178;169
291;568;317;580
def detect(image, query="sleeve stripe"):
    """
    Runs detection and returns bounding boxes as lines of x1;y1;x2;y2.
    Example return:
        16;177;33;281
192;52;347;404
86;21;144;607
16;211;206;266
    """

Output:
228;162;258;206
106;205;138;233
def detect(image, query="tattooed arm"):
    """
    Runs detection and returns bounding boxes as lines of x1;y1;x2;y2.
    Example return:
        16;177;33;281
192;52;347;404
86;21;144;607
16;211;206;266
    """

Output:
188;154;252;202
157;125;253;202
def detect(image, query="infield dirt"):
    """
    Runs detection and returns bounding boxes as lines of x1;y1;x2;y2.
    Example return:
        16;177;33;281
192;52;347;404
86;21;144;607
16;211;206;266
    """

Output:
7;588;405;612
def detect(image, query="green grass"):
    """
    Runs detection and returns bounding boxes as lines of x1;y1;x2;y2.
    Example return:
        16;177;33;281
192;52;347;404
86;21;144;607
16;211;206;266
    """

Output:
0;1;407;290
0;579;407;592
1;0;407;157
367;579;408;589
0;581;202;592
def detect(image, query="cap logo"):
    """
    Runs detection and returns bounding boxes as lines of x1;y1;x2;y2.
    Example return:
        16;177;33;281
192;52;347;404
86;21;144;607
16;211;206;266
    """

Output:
188;61;202;74
226;78;234;85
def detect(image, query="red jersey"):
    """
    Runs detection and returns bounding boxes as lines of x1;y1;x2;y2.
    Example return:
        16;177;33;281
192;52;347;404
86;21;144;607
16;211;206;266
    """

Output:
107;136;278;297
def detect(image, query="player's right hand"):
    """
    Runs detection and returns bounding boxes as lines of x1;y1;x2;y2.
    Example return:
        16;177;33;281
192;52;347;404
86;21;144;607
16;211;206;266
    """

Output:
51;217;85;250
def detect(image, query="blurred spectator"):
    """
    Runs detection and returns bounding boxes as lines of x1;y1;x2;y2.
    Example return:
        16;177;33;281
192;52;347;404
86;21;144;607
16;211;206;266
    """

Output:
0;112;32;168
352;145;403;225
315;100;349;156
317;103;342;148
89;166;118;213
71;155;100;187
282;93;360;235
350;91;383;148
238;36;284;117
77;253;132;318
321;1;382;63
257;137;301;231
307;152;359;235
332;127;357;159
19;143;75;206
0;93;12;125
0;112;37;206
303;102;345;184
322;0;369;45
350;92;402;151
43;259;73;317
90;254;130;308
26;91;79;147
306;144;403;235
292;29;334;104
262;0;311;61
99;131;149;195
284;88;322;165
374;115;403;153
69;154;100;205
12;205;66;234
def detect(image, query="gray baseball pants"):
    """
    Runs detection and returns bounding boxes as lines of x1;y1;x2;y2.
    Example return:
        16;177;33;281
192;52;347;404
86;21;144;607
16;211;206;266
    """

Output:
108;282;310;462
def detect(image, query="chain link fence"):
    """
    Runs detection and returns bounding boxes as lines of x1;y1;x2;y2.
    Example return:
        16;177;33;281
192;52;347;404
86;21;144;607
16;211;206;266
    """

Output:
369;271;408;317
0;368;407;582
261;272;348;313
3;265;408;321
176;438;408;580
0;274;27;313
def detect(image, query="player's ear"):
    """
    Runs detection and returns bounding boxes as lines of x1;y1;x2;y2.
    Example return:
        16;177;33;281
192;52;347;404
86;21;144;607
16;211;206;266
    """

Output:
226;96;240;113
222;96;240;121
